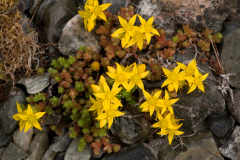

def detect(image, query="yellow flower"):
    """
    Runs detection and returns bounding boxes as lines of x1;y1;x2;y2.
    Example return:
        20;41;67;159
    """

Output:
125;31;146;50
12;102;27;132
96;103;125;129
106;63;133;91
138;15;160;44
13;104;45;133
128;63;149;90
140;90;162;116
78;8;95;32
166;123;184;145
89;96;104;115
158;90;179;115
91;75;106;93
111;15;139;47
94;82;122;110
187;69;209;93
177;59;197;83
162;66;185;92
88;0;111;21
152;113;178;136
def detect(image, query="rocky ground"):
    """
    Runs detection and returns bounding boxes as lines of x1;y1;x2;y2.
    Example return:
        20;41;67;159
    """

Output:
1;0;240;160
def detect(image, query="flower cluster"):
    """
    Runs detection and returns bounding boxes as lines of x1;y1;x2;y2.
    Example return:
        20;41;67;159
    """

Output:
78;0;111;31
12;102;45;133
90;62;149;129
111;15;159;50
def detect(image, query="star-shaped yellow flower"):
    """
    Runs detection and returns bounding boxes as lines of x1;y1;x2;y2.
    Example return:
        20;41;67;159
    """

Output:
128;63;149;91
96;103;124;129
91;75;106;93
162;66;185;92
89;96;104;115
140;90;162;116
78;7;95;32
88;0;111;21
111;15;139;47
187;68;209;93
177;59;197;84
158;90;179;115
138;15;160;44
167;123;184;145
125;31;146;50
13;103;45;133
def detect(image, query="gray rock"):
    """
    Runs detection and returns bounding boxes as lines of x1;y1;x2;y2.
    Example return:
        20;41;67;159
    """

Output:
147;138;162;158
102;143;157;160
59;14;101;56
0;134;13;147
137;0;238;37
0;147;6;160
221;29;240;88
29;0;41;15
64;136;92;160
33;125;50;135
102;0;126;15
156;131;224;160
227;89;240;123
41;144;58;160
173;48;225;133
26;132;49;160
13;128;33;153
206;109;235;139
23;0;32;10
2;142;29;160
0;87;26;134
35;0;81;56
56;152;65;160
221;21;240;36
52;132;73;152
20;13;36;34
17;72;50;94
219;125;240;160
110;111;151;145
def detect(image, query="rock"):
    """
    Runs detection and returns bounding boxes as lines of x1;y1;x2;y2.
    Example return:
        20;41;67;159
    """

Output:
221;29;240;88
56;152;65;160
227;89;240;123
64;136;92;160
102;0;126;15
110;111;152;145
219;125;240;160
0;147;6;160
26;132;49;160
137;0;238;37
35;0;81;56
20;13;36;34
41;144;58;160
58;14;101;56
33;125;50;135
148;138;162;158
206;109;235;139
52;132;73;152
221;21;240;36
13;128;33;153
173;48;225;133
29;0;41;15
0;87;26;134
23;0;32;10
2;142;29;160
0;134;13;147
102;143;157;160
17;72;50;94
155;131;224;160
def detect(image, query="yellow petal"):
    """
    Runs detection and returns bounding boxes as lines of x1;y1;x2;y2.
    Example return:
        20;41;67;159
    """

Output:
91;85;101;93
168;133;174;145
100;119;108;128
108;117;113;129
200;73;209;81
138;15;146;25
107;66;116;73
162;67;171;77
146;32;152;44
18;114;28;121
143;90;152;100
33;121;42;130
26;104;33;116
34;112;45;119
128;14;137;26
147;16;154;25
198;83;205;92
12;114;21;121
153;90;162;99
125;38;136;48
16;102;23;113
96;113;108;120
114;111;125;117
161;79;171;88
100;3;111;11
187;84;197;94
118;16;128;27
24;121;32;133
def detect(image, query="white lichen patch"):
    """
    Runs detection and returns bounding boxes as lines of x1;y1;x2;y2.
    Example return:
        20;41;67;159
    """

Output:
137;0;159;17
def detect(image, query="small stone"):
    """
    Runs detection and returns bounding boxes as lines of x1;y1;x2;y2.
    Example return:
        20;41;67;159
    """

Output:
26;132;49;160
52;132;73;152
29;0;41;15
102;143;157;160
110;111;152;145
64;136;92;160
58;14;101;56
102;0;126;15
0;87;26;134
41;144;57;160
0;134;12;147
33;125;50;135
0;147;6;160
17;72;50;94
2;142;28;160
219;125;240;160
13;128;33;153
227;89;240;123
56;152;65;160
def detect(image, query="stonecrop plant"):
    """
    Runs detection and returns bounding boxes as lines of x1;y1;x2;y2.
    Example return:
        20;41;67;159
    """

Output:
89;59;208;145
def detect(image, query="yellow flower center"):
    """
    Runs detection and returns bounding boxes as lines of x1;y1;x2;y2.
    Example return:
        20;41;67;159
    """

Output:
185;67;194;76
94;6;101;14
124;24;132;31
194;77;201;85
145;24;152;33
28;115;36;124
148;97;156;106
169;73;177;81
106;92;114;100
160;120;168;128
164;100;171;107
116;74;125;82
132;74;140;83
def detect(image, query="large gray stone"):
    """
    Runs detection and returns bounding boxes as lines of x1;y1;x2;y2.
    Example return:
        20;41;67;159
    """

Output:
219;126;240;160
17;72;50;94
227;89;240;123
64;136;92;160
2;142;29;160
0;87;26;134
41;144;58;160
0;134;12;147
13;128;33;153
102;0;126;15
221;29;240;88
26;132;49;160
58;14;101;56
110;111;152;145
52;132;73;152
